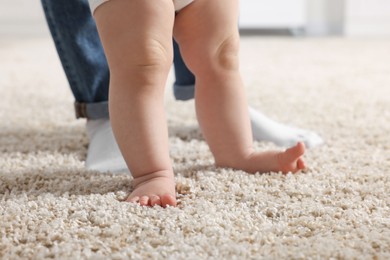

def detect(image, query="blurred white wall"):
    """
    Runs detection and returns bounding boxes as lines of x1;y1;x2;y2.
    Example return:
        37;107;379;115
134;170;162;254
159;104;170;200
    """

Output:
0;0;48;37
306;0;345;35
345;0;390;36
239;0;307;30
306;0;390;36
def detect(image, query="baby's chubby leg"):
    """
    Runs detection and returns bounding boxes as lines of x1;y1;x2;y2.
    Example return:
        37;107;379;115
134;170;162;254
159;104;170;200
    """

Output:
174;0;305;174
94;0;176;207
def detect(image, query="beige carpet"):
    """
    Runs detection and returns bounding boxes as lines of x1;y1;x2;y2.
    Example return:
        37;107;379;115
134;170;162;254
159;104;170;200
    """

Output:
1;36;390;259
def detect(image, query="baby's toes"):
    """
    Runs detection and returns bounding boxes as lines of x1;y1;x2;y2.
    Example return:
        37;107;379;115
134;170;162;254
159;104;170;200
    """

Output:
286;142;305;159
297;158;305;170
139;196;150;206
161;194;177;208
150;195;161;207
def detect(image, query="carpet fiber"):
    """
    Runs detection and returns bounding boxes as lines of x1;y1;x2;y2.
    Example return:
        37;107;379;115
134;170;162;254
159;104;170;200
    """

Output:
1;37;390;259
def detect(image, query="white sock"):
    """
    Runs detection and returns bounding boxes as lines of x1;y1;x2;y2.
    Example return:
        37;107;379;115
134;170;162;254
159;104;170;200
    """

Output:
249;106;324;148
85;119;129;173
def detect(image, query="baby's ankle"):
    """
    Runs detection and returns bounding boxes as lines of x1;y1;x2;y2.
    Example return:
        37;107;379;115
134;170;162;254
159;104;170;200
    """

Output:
132;170;174;188
214;148;255;170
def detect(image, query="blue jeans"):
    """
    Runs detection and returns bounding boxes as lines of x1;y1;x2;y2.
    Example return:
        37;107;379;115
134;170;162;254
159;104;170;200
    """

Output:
41;0;195;119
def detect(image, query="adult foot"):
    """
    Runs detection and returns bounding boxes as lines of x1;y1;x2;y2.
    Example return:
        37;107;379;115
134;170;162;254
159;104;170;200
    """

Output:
249;107;323;148
126;170;177;207
85;119;128;173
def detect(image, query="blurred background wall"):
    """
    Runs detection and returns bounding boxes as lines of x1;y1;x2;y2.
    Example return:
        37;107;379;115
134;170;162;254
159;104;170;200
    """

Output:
0;0;48;37
1;0;390;37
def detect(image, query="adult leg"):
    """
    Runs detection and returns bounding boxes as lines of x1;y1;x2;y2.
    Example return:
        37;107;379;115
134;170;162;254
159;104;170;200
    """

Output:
94;0;176;206
174;0;305;173
172;40;196;100
41;0;109;112
41;0;128;172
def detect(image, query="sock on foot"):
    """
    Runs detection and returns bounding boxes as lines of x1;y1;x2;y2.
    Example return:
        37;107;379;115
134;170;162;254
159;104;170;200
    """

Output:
248;107;324;148
85;119;129;173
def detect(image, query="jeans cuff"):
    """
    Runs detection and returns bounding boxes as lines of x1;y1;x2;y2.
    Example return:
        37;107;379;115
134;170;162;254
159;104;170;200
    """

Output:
173;84;195;101
75;101;109;119
75;84;195;119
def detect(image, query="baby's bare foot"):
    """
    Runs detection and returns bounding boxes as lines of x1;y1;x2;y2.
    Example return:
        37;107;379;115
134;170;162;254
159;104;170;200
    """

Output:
126;170;176;207
276;141;306;173
217;142;306;174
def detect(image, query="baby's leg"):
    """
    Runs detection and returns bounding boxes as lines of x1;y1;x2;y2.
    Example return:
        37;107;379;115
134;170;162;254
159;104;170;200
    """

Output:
174;0;305;174
94;0;176;206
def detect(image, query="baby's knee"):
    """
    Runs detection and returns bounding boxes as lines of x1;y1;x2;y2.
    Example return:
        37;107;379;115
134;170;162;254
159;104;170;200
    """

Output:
109;38;173;91
107;37;172;79
189;34;240;75
135;38;173;71
214;35;240;71
178;34;240;77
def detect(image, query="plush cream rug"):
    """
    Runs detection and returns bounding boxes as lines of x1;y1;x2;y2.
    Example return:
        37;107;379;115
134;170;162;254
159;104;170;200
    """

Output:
1;36;389;259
